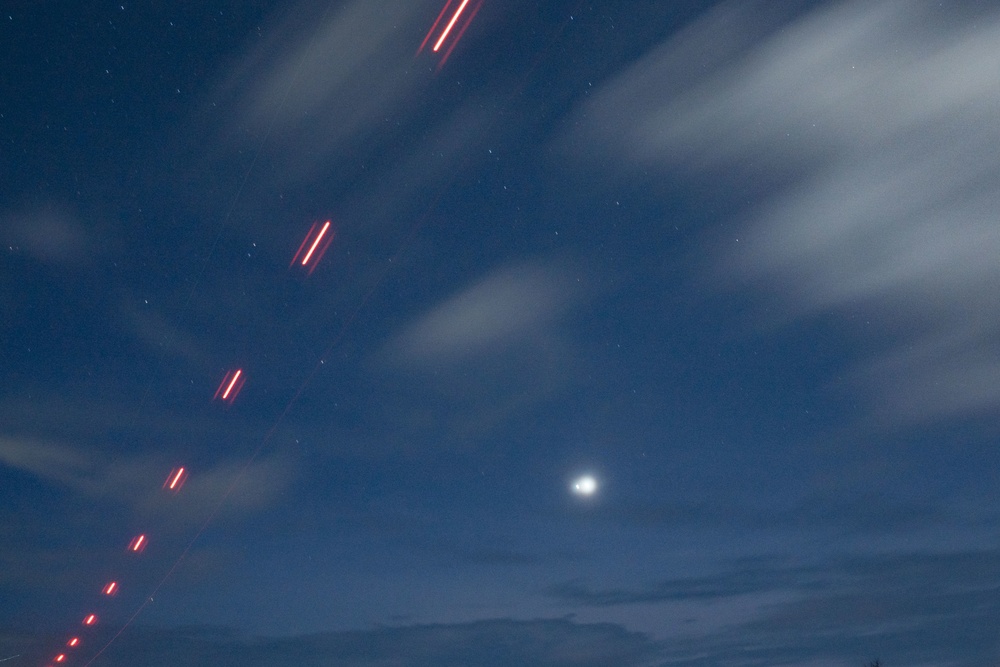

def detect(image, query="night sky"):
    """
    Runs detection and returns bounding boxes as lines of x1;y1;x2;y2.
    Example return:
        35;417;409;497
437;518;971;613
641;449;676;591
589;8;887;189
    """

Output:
4;1;1000;665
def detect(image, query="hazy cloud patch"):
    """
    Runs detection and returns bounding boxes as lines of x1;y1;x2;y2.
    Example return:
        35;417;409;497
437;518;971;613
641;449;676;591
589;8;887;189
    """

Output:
223;1;429;148
367;260;590;445
1;204;91;266
121;295;215;367
0;437;89;487
455;548;540;566
386;262;577;367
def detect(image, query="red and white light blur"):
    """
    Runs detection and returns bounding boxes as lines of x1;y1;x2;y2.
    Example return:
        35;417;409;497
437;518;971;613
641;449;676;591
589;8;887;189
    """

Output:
213;368;245;404
102;581;119;596
290;220;334;275
418;0;483;67
67;637;79;648
163;466;188;492
128;534;147;553
82;614;97;626
53;655;65;663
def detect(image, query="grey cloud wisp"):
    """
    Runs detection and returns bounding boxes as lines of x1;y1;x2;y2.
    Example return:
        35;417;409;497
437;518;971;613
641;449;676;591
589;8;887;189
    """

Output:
565;0;1000;426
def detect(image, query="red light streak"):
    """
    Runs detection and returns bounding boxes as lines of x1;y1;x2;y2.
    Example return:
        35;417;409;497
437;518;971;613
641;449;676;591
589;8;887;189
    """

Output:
83;614;97;626
418;0;454;53
301;221;330;266
438;0;483;67
433;0;470;51
128;534;147;553
54;655;65;663
213;368;246;404
102;581;118;596
222;369;241;399
418;0;482;67
67;638;79;647
164;466;188;491
290;221;334;275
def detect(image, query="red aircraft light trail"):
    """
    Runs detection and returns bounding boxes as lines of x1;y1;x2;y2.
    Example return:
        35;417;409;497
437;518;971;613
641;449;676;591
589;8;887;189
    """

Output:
128;534;147;553
164;466;188;492
291;220;334;275
418;0;483;67
34;1;495;655
214;368;245;404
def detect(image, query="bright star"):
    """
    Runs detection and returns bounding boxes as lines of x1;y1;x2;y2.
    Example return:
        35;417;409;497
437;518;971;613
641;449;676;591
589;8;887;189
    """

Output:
572;475;597;496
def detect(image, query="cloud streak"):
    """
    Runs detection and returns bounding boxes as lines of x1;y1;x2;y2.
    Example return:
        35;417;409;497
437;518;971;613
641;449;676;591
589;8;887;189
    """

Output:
564;0;1000;426
211;0;507;222
219;1;432;162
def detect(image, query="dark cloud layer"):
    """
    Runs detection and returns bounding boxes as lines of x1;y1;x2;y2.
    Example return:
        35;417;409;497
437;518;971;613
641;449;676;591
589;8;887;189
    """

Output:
549;549;1000;666
10;545;1000;667
4;619;659;667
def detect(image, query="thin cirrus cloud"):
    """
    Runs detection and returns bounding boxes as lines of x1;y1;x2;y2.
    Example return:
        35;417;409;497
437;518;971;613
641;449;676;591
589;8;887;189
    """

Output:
562;0;1000;426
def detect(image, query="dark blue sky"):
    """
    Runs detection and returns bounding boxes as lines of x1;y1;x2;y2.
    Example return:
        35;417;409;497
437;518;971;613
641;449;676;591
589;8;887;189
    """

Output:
4;1;1000;665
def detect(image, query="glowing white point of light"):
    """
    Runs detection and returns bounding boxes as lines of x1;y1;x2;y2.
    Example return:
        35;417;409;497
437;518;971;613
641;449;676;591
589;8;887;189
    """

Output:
572;475;597;496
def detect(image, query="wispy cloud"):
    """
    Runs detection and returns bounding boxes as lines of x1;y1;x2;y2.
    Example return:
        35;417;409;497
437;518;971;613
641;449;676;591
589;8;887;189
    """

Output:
0;437;89;487
119;294;216;367
210;0;505;220
386;262;576;366
547;565;803;607
563;0;1000;426
221;1;430;157
0;435;291;518
369;261;589;444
